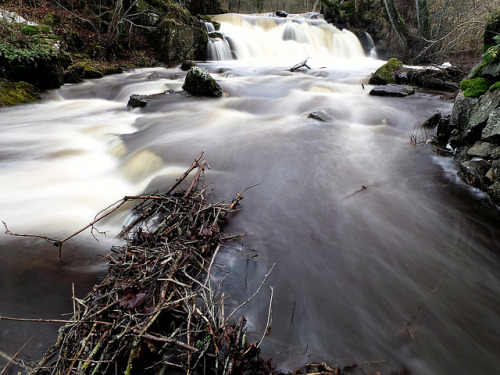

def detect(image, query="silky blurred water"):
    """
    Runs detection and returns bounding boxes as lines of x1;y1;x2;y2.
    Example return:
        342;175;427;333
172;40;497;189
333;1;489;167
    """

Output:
1;13;500;375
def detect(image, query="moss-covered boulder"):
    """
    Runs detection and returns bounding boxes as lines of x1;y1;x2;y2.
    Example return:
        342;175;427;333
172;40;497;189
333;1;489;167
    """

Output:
182;66;223;97
0;80;42;107
368;58;403;85
460;78;491;98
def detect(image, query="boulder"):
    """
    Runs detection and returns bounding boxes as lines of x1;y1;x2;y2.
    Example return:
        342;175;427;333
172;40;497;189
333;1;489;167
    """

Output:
448;91;500;147
458;159;492;190
482;61;500;80
481;108;500;142
275;10;288;17
466;142;499;159
182;67;223;97
369;84;415;97
395;66;462;92
0;80;42;107
368;58;403;85
422;112;441;129
127;94;149;108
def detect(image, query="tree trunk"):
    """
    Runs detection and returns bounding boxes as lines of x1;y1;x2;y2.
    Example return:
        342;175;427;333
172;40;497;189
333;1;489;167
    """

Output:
382;0;412;49
415;0;430;38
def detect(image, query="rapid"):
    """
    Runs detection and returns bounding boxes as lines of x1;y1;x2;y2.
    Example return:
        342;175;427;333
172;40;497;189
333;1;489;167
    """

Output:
1;12;499;375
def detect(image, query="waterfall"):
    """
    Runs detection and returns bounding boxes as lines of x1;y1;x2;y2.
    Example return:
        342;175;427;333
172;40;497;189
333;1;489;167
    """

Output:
208;13;366;62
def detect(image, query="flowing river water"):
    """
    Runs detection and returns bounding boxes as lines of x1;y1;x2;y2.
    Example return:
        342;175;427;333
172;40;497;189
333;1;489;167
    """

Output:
1;13;500;375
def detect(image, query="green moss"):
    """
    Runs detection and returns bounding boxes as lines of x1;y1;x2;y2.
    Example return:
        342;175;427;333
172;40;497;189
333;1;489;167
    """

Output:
45;13;61;26
470;61;488;79
21;25;40;36
489;81;500;92
369;57;403;84
460;78;490;98
40;25;51;34
0;81;41;107
68;62;103;79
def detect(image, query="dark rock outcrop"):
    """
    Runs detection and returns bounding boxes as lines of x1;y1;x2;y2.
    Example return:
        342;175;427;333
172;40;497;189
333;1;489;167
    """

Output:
182;66;223;97
369;59;464;92
127;94;149;108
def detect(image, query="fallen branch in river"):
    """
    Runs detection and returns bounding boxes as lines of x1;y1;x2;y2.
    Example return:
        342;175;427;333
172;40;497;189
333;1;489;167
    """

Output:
290;58;311;72
2;153;389;375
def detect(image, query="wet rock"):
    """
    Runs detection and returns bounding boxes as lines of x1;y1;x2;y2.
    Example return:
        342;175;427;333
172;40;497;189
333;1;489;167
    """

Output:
482;61;500;80
275;10;288;17
436;116;453;142
447;91;500;148
127;94;149;108
182;66;223;97
458;159;492;190
422;112;441;129
0;80;42;107
63;65;84;83
308;111;332;122
395;66;463;92
368;58;403;85
481;108;500;142
467;142;498;159
181;61;196;71
369;84;415;97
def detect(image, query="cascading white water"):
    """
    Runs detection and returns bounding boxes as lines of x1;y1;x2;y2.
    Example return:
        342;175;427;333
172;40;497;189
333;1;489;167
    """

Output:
207;13;366;62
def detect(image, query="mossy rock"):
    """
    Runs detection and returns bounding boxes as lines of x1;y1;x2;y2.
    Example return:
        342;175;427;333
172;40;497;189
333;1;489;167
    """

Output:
68;62;104;79
368;58;403;85
0;81;42;107
182;66;223;97
21;25;40;36
490;81;500;92
460;78;491;98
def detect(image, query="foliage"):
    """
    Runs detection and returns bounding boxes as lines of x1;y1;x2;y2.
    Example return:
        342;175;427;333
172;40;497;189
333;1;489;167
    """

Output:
21;25;40;35
0;21;59;64
482;35;500;64
460;78;490;97
484;8;500;51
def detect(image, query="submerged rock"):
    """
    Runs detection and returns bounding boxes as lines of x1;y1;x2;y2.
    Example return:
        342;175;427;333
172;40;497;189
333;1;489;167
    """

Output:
182;66;223;97
369;84;415;97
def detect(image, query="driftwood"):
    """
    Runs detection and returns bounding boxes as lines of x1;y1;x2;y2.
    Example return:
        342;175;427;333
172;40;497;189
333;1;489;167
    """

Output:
290;58;311;72
2;152;389;375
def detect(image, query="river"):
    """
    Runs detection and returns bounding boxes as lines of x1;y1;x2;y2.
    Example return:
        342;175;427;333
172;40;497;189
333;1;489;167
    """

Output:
1;12;499;375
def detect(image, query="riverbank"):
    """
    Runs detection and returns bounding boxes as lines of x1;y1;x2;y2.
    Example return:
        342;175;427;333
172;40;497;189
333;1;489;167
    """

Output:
0;0;222;106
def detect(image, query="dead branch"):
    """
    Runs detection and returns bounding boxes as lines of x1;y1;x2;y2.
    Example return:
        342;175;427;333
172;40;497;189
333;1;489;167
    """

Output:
291;58;311;72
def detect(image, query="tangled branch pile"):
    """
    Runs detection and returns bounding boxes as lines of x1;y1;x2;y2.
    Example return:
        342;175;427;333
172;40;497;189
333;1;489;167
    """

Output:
29;152;276;375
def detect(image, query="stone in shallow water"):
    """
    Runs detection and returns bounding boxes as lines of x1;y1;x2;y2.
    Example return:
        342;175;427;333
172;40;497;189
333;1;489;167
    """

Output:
369;84;415;97
182;66;223;97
